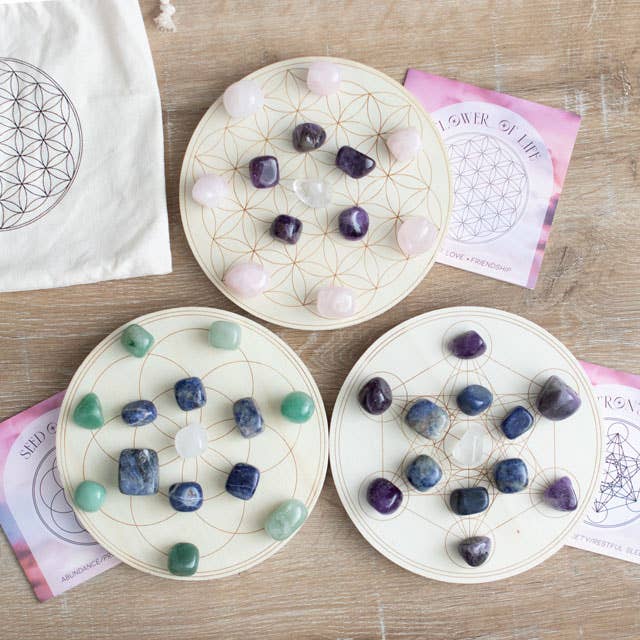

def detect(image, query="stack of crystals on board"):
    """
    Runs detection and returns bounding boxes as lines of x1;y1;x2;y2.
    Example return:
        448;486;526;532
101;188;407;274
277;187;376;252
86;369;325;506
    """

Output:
190;60;437;320
358;328;582;568
71;320;315;576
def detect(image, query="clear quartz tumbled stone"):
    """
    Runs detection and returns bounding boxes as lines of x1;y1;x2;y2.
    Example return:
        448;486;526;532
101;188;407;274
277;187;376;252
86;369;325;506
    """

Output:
452;424;491;467
292;178;332;208
175;423;208;458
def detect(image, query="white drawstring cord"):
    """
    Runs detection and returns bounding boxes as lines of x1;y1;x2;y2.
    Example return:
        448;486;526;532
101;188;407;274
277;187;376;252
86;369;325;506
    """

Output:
154;0;177;32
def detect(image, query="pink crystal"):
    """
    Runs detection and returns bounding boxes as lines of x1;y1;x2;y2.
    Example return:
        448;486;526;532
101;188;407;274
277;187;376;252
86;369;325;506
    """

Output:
223;262;269;298
387;127;422;162
397;218;437;256
316;286;356;318
307;61;342;96
192;174;229;208
222;79;264;118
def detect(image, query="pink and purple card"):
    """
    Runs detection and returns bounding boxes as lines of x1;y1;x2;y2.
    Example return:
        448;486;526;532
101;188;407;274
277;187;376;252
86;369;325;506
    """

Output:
405;70;581;288
569;362;640;564
0;392;118;601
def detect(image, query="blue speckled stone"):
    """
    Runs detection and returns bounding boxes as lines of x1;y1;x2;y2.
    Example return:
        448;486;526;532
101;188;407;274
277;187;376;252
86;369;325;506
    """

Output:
226;463;260;500
494;458;528;493
501;406;534;440
457;385;493;416
404;399;449;440
174;377;207;411
449;487;489;515
406;454;442;491
233;397;264;438
118;448;159;496
459;536;492;567
169;482;203;512
121;400;157;427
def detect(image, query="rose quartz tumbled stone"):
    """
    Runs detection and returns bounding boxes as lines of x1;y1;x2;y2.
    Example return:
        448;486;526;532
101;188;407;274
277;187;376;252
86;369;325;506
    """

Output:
222;79;264;118
223;262;270;298
192;174;229;208
316;286;356;318
306;61;342;96
386;127;423;162
397;217;437;256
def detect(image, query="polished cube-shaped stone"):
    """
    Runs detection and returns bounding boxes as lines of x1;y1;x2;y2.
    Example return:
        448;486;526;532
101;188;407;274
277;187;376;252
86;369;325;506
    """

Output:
121;399;157;427
265;499;308;540
118;448;159;495
406;454;442;491
226;463;260;500
457;384;493;416
501;406;534;440
174;377;207;411
494;458;529;493
449;487;489;515
121;324;154;358
233;397;264;438
168;542;199;576
209;320;241;350
169;482;203;512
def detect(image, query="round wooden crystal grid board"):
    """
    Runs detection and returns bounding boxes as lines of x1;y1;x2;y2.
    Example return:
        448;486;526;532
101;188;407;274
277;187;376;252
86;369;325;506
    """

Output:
179;56;452;330
330;307;603;583
56;308;328;580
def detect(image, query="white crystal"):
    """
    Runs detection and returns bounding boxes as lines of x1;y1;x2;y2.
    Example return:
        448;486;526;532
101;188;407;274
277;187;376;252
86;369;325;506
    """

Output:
175;423;208;458
452;424;490;467
292;178;332;208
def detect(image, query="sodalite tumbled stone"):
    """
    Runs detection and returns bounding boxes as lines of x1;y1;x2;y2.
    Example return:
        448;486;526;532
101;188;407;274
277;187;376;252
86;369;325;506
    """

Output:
292;123;327;152
493;458;528;493
281;391;315;423
457;384;493;416
544;476;578;511
209;320;241;350
406;454;442;491
336;146;376;179
449;330;487;359
168;542;199;576
121;400;157;427
74;480;106;512
250;155;279;188
174;377;207;411
450;487;489;515
459;536;492;567
226;463;260;500
367;477;403;515
358;377;392;415
169;482;203;512
121;324;154;358
73;393;104;429
536;375;581;420
404;399;449;441
265;499;308;540
118;448;159;496
501;406;534;440
233;397;264;438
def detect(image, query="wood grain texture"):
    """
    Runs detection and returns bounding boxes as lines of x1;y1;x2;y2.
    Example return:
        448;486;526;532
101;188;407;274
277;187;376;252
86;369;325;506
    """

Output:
1;0;639;638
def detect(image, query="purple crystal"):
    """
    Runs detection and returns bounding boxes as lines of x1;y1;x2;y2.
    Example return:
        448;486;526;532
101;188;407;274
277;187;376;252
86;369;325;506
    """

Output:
338;206;369;240
367;477;402;514
449;330;487;359
358;377;392;415
536;375;581;420
543;476;578;511
336;146;376;179
458;536;491;567
292;123;326;152
249;155;279;188
270;214;302;244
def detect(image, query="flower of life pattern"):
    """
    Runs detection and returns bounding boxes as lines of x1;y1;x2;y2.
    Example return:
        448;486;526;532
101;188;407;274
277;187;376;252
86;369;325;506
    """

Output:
0;58;82;230
447;133;528;244
180;57;451;330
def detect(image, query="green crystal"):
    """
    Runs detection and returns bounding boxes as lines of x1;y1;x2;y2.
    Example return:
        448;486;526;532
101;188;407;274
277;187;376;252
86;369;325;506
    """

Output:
74;480;106;512
168;542;199;576
281;391;315;423
209;320;241;350
265;499;308;541
73;393;104;429
121;324;154;358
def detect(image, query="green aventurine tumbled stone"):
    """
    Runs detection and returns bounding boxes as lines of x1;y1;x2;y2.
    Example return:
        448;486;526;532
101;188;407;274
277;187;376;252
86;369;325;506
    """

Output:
121;324;154;358
281;391;315;423
74;480;106;512
265;499;308;541
209;320;241;350
168;542;199;576
73;393;104;429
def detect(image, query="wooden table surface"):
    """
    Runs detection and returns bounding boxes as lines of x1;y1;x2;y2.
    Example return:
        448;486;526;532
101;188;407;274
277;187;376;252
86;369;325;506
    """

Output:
1;1;639;638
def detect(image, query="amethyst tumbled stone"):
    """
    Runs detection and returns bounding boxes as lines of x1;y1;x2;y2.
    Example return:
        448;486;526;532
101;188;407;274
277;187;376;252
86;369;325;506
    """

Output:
358;377;392;415
270;214;302;245
249;155;279;188
458;536;491;567
338;206;369;240
449;330;487;359
367;477;403;515
536;375;581;420
543;476;578;511
292;122;326;152
336;146;376;179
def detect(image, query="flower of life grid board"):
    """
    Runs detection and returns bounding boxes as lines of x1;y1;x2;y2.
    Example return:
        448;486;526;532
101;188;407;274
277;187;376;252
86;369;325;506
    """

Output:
330;307;603;583
179;57;452;330
56;308;328;580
